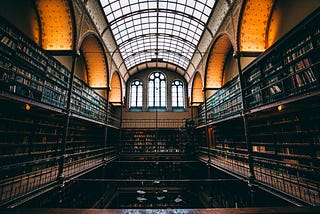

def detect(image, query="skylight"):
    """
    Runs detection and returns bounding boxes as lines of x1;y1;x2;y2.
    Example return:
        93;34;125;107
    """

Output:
100;0;216;70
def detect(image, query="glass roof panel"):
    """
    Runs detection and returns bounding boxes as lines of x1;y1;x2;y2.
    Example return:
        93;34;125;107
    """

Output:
100;0;216;70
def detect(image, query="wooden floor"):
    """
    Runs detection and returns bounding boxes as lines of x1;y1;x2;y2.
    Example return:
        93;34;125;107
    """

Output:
1;207;320;214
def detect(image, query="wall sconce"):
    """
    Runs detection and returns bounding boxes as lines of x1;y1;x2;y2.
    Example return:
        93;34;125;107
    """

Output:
25;104;31;111
277;105;285;111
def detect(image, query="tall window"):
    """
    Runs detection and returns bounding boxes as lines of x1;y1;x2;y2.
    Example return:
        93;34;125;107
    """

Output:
172;80;184;108
148;72;166;108
130;80;143;108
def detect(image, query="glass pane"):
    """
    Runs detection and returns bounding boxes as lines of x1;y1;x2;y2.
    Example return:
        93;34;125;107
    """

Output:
172;86;177;107
148;81;154;106
137;85;143;107
131;86;137;107
99;0;216;69
155;86;159;106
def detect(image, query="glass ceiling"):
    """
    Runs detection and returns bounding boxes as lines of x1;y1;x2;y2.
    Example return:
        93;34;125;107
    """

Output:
100;0;216;70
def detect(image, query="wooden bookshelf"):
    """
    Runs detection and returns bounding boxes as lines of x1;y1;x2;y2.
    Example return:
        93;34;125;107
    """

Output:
70;76;107;123
0;17;120;207
248;106;320;172
120;129;182;155
0;99;119;206
196;9;320;206
242;9;320;110
0;17;70;110
0;17;118;126
0;100;64;205
198;75;242;125
119;161;183;180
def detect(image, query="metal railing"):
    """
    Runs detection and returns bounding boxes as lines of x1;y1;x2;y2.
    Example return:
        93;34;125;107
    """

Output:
122;118;185;129
197;147;320;206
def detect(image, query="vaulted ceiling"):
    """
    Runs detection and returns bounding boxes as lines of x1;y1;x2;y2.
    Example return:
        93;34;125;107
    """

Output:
99;0;216;71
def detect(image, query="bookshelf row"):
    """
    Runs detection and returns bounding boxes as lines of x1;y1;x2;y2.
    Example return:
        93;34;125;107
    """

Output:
243;10;320;109
248;107;320;166
196;13;320;205
70;76;107;123
196;94;320;205
198;75;242;125
121;130;182;155
0;17;70;109
0;101;118;206
197;10;320;125
0;17;117;126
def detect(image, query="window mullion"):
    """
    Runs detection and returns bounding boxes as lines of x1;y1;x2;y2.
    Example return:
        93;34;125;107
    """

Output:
135;85;138;106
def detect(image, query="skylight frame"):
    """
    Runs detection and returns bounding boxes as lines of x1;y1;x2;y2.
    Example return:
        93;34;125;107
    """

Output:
100;0;216;70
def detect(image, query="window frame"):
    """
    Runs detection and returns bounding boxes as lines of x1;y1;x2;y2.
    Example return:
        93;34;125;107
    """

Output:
148;71;167;111
171;79;185;111
129;79;143;111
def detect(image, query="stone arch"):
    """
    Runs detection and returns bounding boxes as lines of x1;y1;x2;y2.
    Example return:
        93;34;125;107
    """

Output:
238;0;274;52
191;72;204;105
205;34;233;89
35;0;74;50
80;34;108;88
109;71;122;104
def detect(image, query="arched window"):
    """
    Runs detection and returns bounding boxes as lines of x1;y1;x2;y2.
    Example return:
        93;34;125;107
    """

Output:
148;72;166;109
172;80;184;110
130;80;143;109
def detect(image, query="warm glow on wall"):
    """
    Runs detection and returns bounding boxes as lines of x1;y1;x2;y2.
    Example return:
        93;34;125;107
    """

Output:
239;0;274;52
30;7;40;46
109;72;122;103
35;0;73;50
81;35;108;88
206;36;232;89
267;6;281;48
192;73;204;104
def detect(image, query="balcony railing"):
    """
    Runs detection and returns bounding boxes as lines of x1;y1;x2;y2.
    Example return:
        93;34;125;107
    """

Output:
122;119;185;129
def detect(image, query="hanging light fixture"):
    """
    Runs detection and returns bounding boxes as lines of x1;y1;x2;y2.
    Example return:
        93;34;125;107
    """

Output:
136;189;147;202
156;195;165;201
136;196;147;202
174;194;183;203
137;190;146;194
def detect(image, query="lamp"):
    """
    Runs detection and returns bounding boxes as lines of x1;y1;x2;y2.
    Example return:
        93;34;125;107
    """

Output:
174;194;183;203
136;196;147;202
277;104;285;111
25;104;31;111
137;190;146;194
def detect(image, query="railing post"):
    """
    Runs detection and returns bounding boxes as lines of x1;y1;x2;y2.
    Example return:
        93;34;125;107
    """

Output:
235;51;256;206
58;50;78;185
104;86;110;163
203;87;211;164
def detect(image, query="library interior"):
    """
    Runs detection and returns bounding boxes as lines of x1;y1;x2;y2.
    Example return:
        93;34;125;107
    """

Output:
1;0;320;213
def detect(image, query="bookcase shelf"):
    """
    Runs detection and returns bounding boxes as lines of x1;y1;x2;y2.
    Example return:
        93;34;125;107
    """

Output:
121;129;182;155
70;76;107;123
1;17;118;126
198;75;242;125
196;9;320;206
0;99;119;206
243;10;320;110
0;17;70;110
0;100;63;205
0;15;120;202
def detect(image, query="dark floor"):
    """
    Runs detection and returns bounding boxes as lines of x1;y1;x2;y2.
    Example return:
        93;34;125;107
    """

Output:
2;207;320;214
